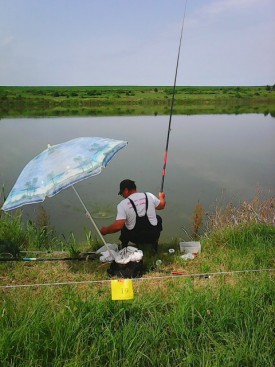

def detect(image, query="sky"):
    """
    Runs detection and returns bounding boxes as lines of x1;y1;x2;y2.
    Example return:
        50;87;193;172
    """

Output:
0;0;274;86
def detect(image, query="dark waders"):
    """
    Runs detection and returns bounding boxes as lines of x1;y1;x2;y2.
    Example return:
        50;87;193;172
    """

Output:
119;193;162;269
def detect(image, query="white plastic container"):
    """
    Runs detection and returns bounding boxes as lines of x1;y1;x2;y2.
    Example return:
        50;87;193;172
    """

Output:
179;241;201;255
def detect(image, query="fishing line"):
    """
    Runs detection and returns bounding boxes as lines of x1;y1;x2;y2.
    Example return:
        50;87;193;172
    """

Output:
161;0;188;192
1;268;273;289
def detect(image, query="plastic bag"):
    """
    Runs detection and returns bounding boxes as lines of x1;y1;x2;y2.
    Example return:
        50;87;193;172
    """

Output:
115;246;143;264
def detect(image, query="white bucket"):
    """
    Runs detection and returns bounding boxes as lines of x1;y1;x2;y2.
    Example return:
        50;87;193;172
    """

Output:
179;241;201;255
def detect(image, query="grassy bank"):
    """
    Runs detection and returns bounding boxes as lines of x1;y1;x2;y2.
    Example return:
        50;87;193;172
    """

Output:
1;85;275;117
0;273;273;367
0;195;274;366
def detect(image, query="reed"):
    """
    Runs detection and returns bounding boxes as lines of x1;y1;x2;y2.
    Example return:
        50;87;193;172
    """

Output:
193;201;204;239
206;192;275;231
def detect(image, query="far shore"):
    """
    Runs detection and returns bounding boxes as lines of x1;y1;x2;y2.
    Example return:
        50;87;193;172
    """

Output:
0;85;275;117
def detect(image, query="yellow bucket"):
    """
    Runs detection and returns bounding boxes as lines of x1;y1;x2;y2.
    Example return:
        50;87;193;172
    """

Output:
111;279;134;300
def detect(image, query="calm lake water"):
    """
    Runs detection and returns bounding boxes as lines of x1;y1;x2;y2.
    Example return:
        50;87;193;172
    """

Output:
0;114;274;243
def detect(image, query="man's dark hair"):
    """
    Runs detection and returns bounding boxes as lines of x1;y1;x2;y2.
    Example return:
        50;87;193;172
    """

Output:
118;179;136;195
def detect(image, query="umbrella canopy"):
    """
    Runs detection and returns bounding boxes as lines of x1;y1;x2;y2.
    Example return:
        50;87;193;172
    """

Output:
2;137;127;211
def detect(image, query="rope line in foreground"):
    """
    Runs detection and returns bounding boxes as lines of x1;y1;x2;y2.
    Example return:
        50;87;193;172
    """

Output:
0;268;274;290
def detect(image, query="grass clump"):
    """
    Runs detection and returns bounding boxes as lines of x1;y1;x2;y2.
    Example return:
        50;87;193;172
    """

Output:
203;193;274;251
196;193;275;273
206;194;274;230
0;210;59;256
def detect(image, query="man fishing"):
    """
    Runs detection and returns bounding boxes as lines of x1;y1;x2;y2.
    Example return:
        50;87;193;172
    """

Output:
100;179;166;253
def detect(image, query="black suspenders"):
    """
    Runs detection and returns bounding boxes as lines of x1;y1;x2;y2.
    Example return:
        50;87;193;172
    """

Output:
128;193;148;217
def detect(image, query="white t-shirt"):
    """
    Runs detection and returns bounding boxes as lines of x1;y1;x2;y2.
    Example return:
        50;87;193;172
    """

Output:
116;192;160;230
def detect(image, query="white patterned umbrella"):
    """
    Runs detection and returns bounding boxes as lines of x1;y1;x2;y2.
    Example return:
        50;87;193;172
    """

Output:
2;136;127;247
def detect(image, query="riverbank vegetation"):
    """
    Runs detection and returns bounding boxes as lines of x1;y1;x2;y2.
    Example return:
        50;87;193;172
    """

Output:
0;194;274;366
1;85;275;117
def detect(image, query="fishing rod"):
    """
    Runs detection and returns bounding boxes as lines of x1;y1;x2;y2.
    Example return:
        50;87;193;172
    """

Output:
161;0;188;192
0;257;92;262
0;251;97;262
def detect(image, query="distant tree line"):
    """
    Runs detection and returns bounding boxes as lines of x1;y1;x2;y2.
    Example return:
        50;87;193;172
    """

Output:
266;85;275;91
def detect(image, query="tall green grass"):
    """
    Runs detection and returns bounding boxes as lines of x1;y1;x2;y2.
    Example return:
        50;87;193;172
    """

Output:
0;210;61;255
0;195;274;366
0;273;274;366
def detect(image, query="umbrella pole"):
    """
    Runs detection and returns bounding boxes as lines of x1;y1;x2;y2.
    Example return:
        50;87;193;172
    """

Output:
71;185;108;246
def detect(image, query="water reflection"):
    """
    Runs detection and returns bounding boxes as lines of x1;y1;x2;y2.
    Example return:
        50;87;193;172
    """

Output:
0;114;274;242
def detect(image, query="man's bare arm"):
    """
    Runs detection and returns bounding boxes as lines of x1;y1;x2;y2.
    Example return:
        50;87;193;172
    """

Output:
100;219;126;235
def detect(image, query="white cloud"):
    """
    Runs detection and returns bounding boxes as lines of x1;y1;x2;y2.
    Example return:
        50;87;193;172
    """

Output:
202;0;259;16
1;35;14;47
194;0;269;18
